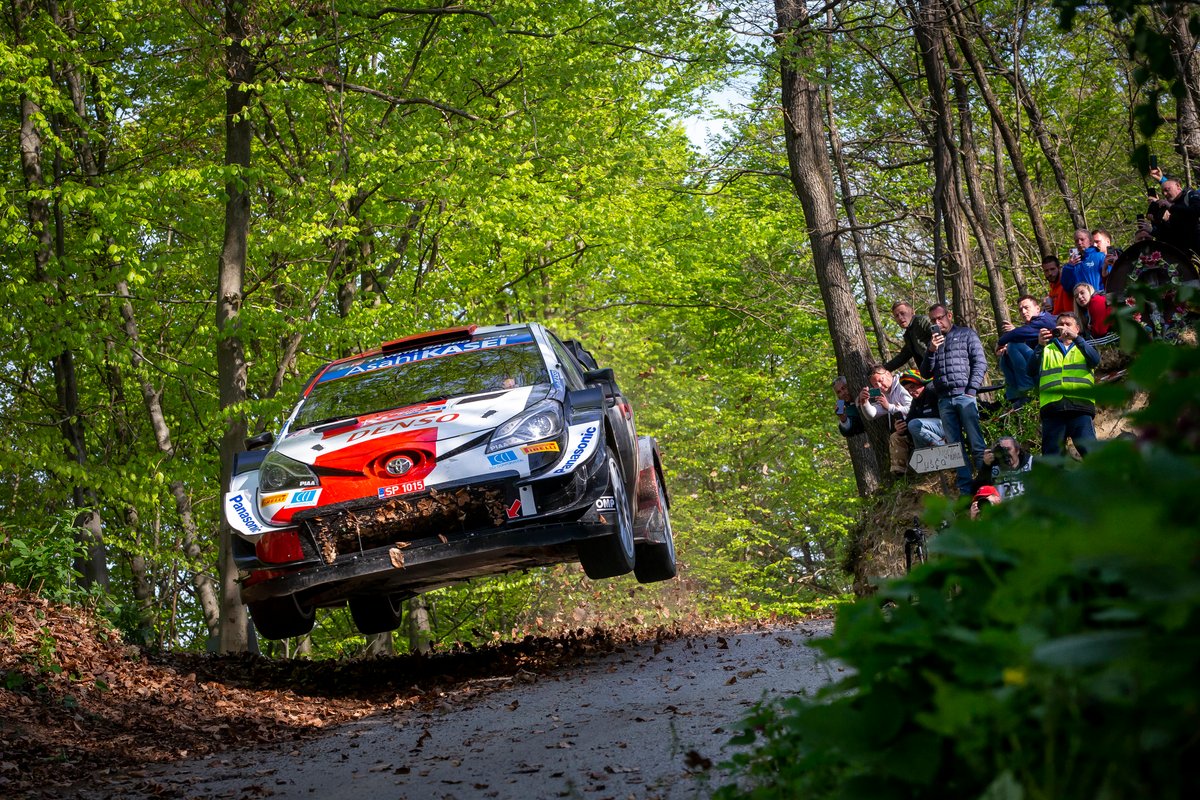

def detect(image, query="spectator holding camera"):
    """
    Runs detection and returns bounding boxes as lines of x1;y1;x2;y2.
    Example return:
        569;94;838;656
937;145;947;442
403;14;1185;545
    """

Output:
921;303;988;494
972;436;1033;500
1062;229;1106;295
997;294;1057;406
1027;313;1101;456
832;376;864;438
1041;256;1074;315
890;370;944;474
894;370;944;448
969;485;1002;520
857;366;914;475
1148;165;1200;259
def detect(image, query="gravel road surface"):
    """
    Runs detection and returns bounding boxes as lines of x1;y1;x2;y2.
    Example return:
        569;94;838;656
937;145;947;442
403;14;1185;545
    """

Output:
95;621;837;799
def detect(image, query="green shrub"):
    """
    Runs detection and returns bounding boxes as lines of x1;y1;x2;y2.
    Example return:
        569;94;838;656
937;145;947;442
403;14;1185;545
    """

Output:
0;511;90;604
717;322;1200;799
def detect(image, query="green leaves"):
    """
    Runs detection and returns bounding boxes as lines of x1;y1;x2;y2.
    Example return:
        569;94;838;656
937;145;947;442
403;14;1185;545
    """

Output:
717;321;1200;800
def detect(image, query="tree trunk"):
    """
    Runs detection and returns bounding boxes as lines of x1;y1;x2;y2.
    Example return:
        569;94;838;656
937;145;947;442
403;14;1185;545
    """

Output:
216;0;255;653
774;0;884;496
911;0;976;325
407;596;433;654
990;118;1028;297
944;0;1052;259
364;632;394;657
969;2;1086;231
1166;5;1200;181
824;81;890;362
117;280;221;637
14;0;109;587
947;34;1009;332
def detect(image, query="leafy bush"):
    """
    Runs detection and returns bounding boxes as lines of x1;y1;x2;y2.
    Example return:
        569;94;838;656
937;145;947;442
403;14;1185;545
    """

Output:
716;322;1200;799
0;511;91;604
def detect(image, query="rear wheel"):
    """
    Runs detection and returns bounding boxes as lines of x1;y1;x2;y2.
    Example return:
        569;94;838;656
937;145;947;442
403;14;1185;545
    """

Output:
349;594;406;635
635;470;677;583
578;455;635;579
248;595;315;640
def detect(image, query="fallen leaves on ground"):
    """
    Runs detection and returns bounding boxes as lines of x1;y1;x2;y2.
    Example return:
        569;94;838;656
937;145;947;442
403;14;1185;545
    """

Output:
0;584;782;798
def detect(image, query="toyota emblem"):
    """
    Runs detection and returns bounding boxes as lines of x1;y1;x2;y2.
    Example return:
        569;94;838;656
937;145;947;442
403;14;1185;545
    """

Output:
385;455;414;476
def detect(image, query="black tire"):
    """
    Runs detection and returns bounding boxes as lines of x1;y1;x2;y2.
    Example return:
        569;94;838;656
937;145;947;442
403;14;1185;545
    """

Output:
635;470;677;583
578;455;636;579
349;594;406;635
248;595;315;640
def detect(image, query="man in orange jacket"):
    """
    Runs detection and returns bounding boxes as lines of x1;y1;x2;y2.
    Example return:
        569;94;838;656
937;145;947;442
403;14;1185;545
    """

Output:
1041;255;1073;315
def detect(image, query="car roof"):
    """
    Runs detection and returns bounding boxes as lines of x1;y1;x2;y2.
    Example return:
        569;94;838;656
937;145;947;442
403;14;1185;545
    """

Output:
320;323;540;371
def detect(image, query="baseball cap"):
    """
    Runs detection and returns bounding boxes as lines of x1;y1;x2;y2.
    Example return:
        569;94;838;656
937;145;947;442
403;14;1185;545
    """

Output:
974;485;1001;501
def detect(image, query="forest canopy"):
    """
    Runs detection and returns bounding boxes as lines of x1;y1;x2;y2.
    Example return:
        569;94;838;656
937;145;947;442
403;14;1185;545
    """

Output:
1;0;1195;652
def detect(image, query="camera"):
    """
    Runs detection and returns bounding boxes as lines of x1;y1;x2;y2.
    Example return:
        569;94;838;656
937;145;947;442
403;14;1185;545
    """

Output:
1054;326;1065;338
992;444;1009;463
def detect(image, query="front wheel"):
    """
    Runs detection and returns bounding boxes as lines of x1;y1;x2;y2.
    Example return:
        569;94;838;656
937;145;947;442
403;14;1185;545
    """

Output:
578;455;635;579
248;594;315;640
635;469;677;583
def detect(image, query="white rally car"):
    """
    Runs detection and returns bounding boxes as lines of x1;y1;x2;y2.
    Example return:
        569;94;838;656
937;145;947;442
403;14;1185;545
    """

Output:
224;323;676;639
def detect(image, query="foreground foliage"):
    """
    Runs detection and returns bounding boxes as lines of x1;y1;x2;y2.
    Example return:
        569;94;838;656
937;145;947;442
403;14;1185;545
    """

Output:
717;325;1200;798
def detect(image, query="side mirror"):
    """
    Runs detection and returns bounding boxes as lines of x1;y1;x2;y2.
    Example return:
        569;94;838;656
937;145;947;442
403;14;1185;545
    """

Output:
245;430;274;450
583;368;619;404
565;387;604;420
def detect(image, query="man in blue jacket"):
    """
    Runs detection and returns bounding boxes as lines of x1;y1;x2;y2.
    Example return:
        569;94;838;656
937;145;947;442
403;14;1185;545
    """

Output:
1062;229;1105;294
996;294;1057;406
921;303;988;495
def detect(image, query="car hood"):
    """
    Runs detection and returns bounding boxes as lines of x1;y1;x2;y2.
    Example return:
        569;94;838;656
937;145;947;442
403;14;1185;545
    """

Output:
274;387;541;469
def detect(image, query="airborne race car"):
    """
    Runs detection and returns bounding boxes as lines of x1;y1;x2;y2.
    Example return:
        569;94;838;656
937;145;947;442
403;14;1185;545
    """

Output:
224;323;676;640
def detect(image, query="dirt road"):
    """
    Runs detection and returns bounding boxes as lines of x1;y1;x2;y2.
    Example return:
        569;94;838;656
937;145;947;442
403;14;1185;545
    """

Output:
83;621;836;799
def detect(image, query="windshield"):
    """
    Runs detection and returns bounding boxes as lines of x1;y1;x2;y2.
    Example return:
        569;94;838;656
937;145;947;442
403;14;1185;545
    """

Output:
293;335;548;430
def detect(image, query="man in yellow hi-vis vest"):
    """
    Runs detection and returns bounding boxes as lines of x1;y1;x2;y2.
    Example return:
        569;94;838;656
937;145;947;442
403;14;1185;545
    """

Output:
1027;313;1101;456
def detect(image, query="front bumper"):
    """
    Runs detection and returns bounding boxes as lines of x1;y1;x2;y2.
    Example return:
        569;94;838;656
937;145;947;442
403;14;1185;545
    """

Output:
239;439;615;607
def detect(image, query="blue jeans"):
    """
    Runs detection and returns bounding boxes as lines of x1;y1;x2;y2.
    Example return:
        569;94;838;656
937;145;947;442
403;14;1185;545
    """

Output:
907;417;946;447
999;343;1036;401
938;394;986;494
1041;412;1096;456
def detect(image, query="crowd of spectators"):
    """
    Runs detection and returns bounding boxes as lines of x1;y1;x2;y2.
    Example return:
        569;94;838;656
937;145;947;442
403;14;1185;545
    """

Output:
833;161;1200;507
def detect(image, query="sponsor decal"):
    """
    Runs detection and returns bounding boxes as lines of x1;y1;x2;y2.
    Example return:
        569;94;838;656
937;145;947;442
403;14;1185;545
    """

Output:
339;412;460;443
595;495;617;511
521;441;560;455
488;450;519;466
506;499;522;519
318;333;534;383
260;492;287;506
361;404;447;427
228;493;263;534
550;369;565;392
285;488;321;508
378;480;425;500
553;425;598;474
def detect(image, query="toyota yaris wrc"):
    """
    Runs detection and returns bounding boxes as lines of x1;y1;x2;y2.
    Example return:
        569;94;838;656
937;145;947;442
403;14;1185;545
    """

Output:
224;323;676;639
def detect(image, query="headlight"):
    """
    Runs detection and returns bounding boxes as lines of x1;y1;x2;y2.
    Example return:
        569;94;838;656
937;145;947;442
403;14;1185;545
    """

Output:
259;451;320;492
487;399;564;453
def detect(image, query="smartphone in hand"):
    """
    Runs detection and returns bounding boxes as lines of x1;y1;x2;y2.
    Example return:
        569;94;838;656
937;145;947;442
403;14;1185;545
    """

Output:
868;388;882;398
1150;154;1159;169
836;399;846;415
